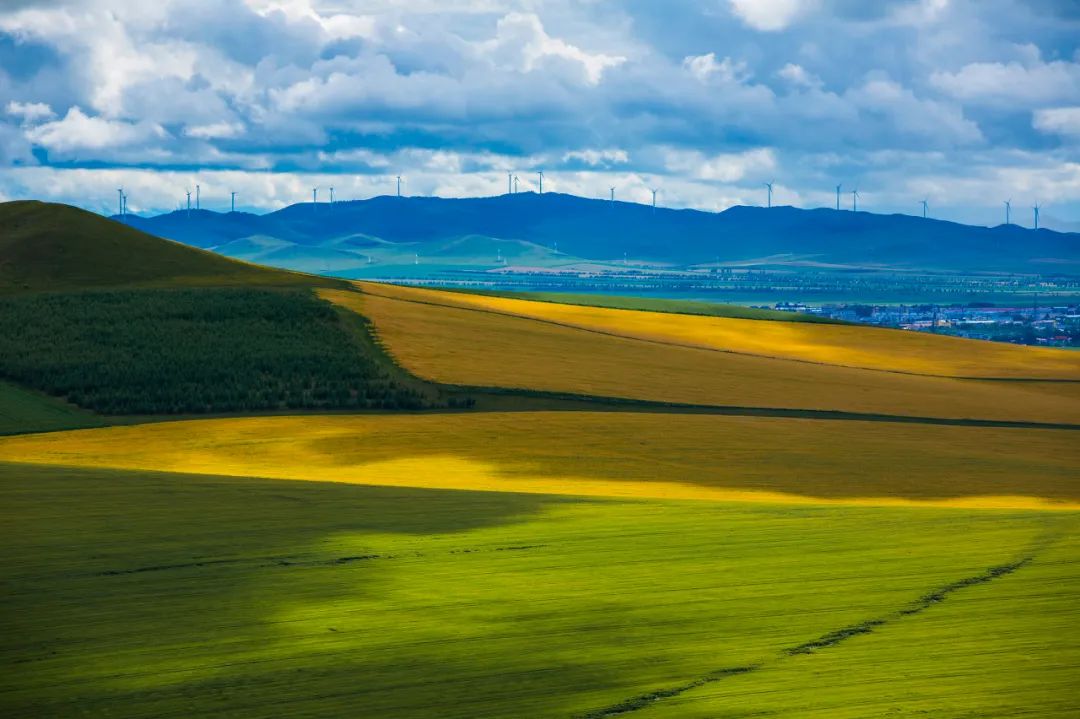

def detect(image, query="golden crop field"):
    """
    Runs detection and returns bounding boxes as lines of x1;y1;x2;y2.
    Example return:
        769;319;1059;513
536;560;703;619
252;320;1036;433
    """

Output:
0;412;1076;509
354;282;1080;379
324;288;1080;424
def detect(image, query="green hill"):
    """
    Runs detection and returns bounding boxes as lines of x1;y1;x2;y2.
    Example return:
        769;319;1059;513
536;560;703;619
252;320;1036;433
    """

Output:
0;200;337;295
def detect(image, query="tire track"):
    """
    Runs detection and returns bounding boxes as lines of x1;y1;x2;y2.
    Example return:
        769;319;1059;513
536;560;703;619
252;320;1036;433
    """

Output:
578;548;1041;718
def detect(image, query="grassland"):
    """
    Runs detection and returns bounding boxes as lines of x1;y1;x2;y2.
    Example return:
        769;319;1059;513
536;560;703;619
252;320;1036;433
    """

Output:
357;282;1080;379
1;413;1076;508
445;288;848;324
0;381;103;435
0;288;434;413
1;460;1076;718
0;201;336;295
329;287;1080;424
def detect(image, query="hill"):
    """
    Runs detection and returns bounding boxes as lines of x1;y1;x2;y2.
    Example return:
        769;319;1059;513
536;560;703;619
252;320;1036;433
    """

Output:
121;193;1080;274
0;200;332;294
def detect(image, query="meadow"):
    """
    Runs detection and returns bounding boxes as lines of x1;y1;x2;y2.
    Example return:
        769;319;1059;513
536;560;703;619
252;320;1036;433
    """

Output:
1;460;1075;719
329;286;1080;424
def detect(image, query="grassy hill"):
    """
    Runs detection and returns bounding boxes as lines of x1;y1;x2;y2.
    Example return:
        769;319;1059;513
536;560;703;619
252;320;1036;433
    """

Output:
0;200;334;294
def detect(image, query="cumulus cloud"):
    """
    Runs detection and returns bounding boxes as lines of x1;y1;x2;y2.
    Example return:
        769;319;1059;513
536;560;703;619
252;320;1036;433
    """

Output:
930;57;1080;107
682;53;750;83
26;107;168;153
777;63;821;89
1033;107;1080;139
6;100;55;124
478;13;625;86
727;0;810;32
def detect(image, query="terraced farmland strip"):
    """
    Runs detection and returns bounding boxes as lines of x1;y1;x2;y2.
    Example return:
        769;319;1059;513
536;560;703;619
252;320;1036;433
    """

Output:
328;288;1080;424
0;413;1076;508
355;282;1080;380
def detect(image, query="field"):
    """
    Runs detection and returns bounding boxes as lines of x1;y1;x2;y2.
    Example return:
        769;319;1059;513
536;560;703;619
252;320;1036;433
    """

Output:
328;286;1080;424
1;460;1076;718
2;207;1079;718
0;413;1077;508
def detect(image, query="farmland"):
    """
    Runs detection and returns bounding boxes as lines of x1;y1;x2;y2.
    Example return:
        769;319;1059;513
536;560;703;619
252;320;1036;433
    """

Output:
1;204;1078;718
1;460;1076;718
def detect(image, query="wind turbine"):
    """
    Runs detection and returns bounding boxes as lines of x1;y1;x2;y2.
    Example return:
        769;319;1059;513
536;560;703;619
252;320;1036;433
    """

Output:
121;192;127;217
1033;203;1040;230
1004;199;1011;225
651;188;659;213
186;190;191;217
764;181;773;208
195;184;200;210
513;175;519;194
920;199;928;219
610;187;615;205
507;172;513;194
117;188;124;217
231;191;237;213
538;170;543;195
835;184;842;211
396;175;402;197
851;188;859;212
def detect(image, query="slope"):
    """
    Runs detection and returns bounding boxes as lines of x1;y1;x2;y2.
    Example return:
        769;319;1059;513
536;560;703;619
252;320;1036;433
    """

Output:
327;284;1080;424
0;200;334;294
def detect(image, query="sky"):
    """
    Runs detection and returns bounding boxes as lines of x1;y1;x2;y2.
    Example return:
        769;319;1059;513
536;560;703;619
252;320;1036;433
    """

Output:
1;0;1079;229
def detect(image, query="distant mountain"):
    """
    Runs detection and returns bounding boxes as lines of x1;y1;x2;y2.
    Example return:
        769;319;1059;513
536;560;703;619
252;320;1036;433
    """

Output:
118;192;1080;275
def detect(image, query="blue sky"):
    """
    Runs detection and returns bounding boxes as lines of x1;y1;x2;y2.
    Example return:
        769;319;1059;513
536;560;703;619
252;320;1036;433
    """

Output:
1;0;1078;229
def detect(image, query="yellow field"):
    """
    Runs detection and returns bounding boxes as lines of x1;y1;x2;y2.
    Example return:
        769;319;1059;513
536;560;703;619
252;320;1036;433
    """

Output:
324;288;1080;424
354;282;1080;379
1;412;1076;509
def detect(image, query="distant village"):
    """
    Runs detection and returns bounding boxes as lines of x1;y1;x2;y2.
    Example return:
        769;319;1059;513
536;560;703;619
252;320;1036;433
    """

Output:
774;302;1080;347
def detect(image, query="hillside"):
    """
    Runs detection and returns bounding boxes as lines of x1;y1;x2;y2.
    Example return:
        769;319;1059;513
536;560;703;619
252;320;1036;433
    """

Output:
0;200;333;294
121;193;1080;274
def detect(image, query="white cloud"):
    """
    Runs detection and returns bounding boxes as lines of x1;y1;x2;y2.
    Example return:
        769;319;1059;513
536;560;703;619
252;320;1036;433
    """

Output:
479;13;625;86
25;107;168;153
930;58;1080;107
1032;107;1080;139
184;121;246;140
728;0;810;32
5;100;56;124
562;149;629;166
682;53;750;84
777;62;821;89
664;148;777;182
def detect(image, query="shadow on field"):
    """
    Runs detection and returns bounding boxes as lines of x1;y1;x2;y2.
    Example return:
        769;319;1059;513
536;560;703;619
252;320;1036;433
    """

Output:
292;413;1080;504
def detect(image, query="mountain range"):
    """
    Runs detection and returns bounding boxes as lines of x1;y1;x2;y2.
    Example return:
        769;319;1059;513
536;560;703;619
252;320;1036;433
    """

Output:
116;192;1080;276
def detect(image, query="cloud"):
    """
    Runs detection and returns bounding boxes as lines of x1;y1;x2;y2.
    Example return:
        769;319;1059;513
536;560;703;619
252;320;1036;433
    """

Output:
25;106;168;153
562;149;630;167
727;0;811;32
1033;107;1080;139
663;148;777;183
5;100;55;123
682;53;750;83
776;62;821;89
184;121;246;140
930;57;1080;107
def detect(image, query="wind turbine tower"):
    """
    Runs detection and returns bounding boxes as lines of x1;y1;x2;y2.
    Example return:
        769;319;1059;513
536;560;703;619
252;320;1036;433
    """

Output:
396;176;402;197
835;184;842;211
231;191;237;213
651;188;658;213
117;188;124;217
507;172;512;194
920;199;928;219
765;181;773;208
312;188;317;209
610;187;615;205
195;184;200;210
538;170;543;194
1004;199;1011;225
851;189;859;212
513;175;519;194
330;186;335;207
122;192;127;217
186;190;191;217
1033;203;1040;230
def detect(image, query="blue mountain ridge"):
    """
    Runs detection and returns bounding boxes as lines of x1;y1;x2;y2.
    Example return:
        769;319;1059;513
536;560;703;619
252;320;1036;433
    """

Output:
117;192;1079;274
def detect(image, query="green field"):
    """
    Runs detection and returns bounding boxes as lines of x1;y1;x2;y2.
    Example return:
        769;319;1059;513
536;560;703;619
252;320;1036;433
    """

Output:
0;381;103;435
1;461;1076;719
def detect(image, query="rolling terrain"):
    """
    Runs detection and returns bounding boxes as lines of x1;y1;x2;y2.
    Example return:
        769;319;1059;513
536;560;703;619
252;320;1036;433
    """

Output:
120;193;1080;275
1;201;1078;718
